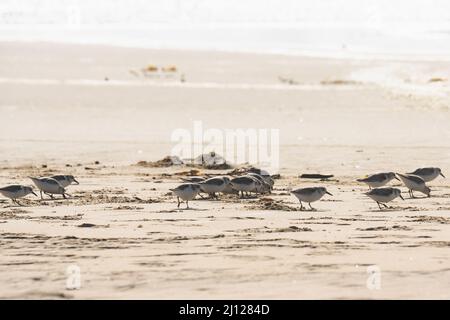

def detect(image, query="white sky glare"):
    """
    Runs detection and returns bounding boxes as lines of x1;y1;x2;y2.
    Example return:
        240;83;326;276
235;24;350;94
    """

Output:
1;0;450;57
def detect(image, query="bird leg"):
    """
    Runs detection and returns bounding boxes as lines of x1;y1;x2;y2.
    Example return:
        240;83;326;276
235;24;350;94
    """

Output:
377;202;382;210
40;190;44;200
209;192;217;200
44;192;54;199
309;203;315;211
186;201;189;209
299;201;304;211
177;196;180;208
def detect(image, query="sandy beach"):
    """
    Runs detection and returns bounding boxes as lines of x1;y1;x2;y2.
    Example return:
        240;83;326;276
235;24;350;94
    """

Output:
1;42;450;299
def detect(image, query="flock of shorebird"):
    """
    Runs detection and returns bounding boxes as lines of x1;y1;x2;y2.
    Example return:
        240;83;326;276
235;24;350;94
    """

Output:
0;175;78;206
170;167;445;210
0;167;445;210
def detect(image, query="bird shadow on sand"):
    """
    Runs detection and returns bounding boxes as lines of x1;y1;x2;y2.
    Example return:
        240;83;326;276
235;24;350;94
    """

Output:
297;208;331;213
38;197;71;202
2;203;31;208
367;208;399;213
404;196;429;200
367;205;421;213
1;199;39;208
174;207;209;212
196;197;223;201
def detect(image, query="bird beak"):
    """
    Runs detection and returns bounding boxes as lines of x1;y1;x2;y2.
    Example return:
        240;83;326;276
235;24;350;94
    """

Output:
326;191;333;196
73;179;80;185
440;172;446;178
399;194;404;200
394;176;400;181
31;191;38;197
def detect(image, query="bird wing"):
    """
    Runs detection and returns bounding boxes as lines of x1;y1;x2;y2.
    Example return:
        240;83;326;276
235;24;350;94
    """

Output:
367;188;394;196
292;187;316;195
412;168;434;176
0;185;22;192
232;176;252;184
365;173;386;182
205;178;224;186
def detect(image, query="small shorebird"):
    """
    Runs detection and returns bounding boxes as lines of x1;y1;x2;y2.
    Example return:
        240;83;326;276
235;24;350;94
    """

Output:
230;176;260;198
169;183;202;208
247;172;273;192
199;176;231;198
248;168;274;187
291;187;333;211
0;185;37;205
407;167;445;182
396;173;431;198
248;175;271;194
28;177;69;199
365;187;404;210
50;175;79;188
357;172;399;189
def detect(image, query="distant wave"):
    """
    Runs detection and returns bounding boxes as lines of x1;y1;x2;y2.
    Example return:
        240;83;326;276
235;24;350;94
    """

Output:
0;77;366;90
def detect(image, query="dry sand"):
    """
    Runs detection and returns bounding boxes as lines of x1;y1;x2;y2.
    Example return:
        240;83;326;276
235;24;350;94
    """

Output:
1;42;450;299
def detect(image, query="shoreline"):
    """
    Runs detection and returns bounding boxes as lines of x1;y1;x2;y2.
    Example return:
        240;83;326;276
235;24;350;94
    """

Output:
3;39;450;63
